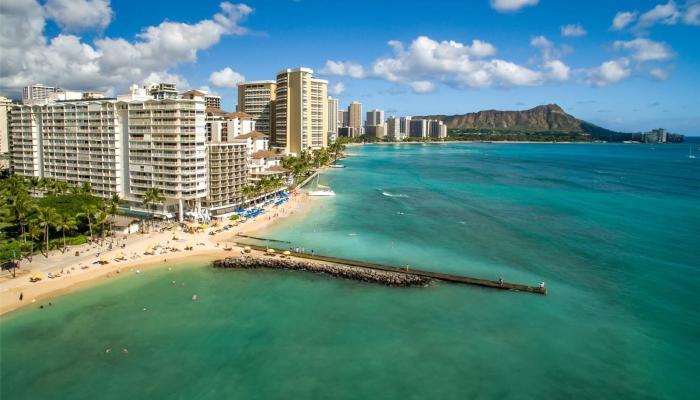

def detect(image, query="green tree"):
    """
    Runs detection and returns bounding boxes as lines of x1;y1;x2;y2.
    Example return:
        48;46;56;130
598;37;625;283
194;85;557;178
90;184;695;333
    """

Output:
54;214;77;253
35;207;58;257
142;188;164;231
78;204;98;242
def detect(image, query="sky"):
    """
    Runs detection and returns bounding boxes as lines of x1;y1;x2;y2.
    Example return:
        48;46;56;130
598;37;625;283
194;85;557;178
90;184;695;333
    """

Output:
0;0;699;135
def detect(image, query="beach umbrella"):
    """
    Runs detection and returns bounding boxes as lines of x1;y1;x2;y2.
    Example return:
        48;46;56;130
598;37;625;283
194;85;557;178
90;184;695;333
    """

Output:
244;246;251;251
99;256;109;264
283;251;291;255
267;248;275;254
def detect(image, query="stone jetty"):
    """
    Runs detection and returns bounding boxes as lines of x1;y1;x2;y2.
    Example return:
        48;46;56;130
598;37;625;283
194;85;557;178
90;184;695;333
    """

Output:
214;256;433;287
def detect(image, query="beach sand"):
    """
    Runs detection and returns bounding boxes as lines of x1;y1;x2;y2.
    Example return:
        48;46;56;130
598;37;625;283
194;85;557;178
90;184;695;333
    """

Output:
0;191;315;316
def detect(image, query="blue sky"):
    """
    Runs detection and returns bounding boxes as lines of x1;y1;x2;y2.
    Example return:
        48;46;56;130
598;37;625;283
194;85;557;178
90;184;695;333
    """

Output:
1;0;698;134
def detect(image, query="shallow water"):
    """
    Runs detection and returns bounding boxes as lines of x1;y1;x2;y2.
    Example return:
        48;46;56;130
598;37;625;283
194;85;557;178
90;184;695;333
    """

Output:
2;143;699;399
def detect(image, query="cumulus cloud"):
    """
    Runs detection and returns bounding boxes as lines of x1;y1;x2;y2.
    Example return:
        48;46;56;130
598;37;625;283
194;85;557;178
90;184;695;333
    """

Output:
44;0;112;32
410;81;436;93
649;67;671;80
321;36;572;93
611;11;638;30
0;1;254;96
320;61;366;79
209;67;245;88
329;81;346;95
611;1;700;32
489;0;539;13
613;38;674;62
561;23;587;37
586;59;631;87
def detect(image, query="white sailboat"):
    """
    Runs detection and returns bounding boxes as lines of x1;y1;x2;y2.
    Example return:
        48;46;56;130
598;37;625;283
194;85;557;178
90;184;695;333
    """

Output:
689;148;696;159
308;173;336;196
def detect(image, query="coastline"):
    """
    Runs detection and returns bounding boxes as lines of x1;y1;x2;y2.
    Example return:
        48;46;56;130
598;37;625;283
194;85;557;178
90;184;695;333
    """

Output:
0;190;318;317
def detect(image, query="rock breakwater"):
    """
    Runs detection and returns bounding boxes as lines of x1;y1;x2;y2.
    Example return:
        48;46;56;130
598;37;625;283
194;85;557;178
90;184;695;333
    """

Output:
214;256;433;287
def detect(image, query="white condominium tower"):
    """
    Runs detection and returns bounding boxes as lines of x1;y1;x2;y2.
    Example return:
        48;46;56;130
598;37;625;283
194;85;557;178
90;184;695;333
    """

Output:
327;97;338;140
386;116;401;140
237;80;277;137
9;84;208;220
274;68;328;154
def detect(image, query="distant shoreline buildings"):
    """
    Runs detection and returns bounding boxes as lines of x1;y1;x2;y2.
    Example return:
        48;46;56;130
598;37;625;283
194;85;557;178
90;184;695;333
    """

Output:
0;74;686;221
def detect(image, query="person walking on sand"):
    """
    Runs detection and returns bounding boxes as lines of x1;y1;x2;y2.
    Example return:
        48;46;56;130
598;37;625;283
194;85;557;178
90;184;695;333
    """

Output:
19;292;23;301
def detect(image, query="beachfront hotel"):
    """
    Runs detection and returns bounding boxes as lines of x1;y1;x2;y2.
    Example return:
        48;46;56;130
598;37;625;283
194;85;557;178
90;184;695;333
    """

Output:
348;101;362;136
327;96;338;143
236;80;277;137
9;83;210;220
274;68;328;154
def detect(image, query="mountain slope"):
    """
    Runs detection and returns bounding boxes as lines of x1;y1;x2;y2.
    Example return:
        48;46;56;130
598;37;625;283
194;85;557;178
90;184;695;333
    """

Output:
418;104;624;139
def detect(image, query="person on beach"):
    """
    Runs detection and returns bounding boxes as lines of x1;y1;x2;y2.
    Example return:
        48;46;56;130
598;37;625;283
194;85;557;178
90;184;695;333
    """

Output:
498;276;504;286
540;281;545;289
19;292;23;301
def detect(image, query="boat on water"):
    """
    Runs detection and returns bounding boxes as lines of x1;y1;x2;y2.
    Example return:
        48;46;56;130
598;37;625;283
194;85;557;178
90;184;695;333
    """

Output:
329;164;346;168
689;148;696;159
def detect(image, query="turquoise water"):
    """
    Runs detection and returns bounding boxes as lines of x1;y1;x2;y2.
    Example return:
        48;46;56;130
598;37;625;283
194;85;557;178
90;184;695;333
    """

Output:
2;143;699;399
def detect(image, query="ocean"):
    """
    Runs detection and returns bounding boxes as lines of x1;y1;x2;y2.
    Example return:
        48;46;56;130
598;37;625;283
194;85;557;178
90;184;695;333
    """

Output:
2;143;699;399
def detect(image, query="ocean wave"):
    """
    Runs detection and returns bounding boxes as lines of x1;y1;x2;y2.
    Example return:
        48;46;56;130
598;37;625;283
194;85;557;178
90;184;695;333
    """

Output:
382;192;409;198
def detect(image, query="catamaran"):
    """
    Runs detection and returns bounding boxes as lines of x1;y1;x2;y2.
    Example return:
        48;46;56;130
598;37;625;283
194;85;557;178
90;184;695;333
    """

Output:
308;173;336;196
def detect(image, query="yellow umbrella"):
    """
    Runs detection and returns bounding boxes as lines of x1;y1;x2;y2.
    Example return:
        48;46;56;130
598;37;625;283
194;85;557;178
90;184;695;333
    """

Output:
244;246;251;252
283;250;291;256
266;248;275;254
99;256;109;264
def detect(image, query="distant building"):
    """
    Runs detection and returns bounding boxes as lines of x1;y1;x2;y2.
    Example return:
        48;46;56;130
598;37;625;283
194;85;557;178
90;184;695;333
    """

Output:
22;84;61;104
348;101;362;132
146;83;178;99
0;96;11;155
366;109;384;127
365;124;386;139
642;128;668;143
400;116;412;138
338;126;358;138
409;119;428;138
327;96;338;141
204;94;221;109
338;110;349;127
386;116;401;140
428;120;447;138
237;80;277;137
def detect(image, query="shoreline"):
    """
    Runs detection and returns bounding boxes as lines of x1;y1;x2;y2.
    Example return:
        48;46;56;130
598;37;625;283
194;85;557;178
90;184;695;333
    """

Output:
0;190;318;317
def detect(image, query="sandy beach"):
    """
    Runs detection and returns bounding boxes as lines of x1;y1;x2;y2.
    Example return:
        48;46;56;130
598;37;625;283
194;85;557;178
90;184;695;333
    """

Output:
0;190;316;316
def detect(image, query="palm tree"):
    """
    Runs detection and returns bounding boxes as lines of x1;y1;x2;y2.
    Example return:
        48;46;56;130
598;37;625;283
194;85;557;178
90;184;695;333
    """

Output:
54;214;77;253
81;182;93;195
108;194;122;241
79;205;98;242
142;188;164;230
35;207;58;257
26;224;42;262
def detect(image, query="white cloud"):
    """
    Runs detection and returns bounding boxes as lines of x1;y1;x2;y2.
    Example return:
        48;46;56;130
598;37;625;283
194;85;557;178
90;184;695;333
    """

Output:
44;0;112;32
0;1;254;96
143;71;190;90
410;81;436;93
329;81;346;95
561;23;587;37
209;67;245;88
320;60;366;79
544;60;570;81
611;11;638;30
683;3;700;25
636;1;680;30
490;0;539;13
321;35;569;93
586;59;631;87
530;35;553;48
612;1;700;32
613;38;674;62
649;67;671;80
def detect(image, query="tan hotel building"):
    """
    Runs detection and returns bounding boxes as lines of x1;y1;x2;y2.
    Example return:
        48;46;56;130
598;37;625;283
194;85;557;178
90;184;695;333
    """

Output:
237;80;276;137
274;68;328;154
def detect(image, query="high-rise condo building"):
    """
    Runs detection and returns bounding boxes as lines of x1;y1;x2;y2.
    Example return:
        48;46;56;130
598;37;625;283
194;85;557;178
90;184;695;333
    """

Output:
205;141;248;216
338;110;349;127
146;83;178;99
22;84;61;104
206;110;256;143
237;80;277;138
366;109;384;127
400;116;412;138
10;84;209;220
428;120;448;138
348;101;362;134
0;96;11;156
386;116;401;140
274;68;328;154
327;97;338;140
204;95;222;110
409;119;428;138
